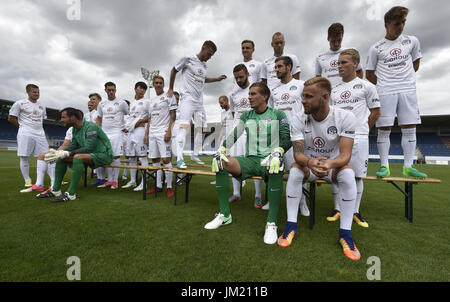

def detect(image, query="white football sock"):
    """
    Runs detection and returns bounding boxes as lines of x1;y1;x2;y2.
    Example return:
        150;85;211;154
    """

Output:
354;178;364;214
331;183;340;211
19;156;30;182
176;128;187;162
401;127;416;168
336;168;357;231
164;162;173;188
377;129;391;167
254;179;263;198
232;178;241;197
153;162;162;188
47;162;55;186
36;160;47;187
286;167;304;223
129;157;137;183
194;130;203;156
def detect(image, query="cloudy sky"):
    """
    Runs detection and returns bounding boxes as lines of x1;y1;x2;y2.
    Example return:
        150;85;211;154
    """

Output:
1;0;449;122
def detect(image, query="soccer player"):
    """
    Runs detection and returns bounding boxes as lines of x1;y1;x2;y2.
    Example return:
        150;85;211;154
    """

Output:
144;76;177;197
261;32;301;91
315;23;363;88
227;64;264;208
8;84;49;187
240;40;263;84
330;49;381;227
84;94;100;122
205;82;291;245
168;40;227;168
122;82;151;191
278;77;361;261
96;82;129;189
366;6;426;178
268;56;309;216
36;107;113;202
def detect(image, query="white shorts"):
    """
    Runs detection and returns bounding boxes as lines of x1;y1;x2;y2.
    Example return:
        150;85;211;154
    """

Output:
126;127;148;157
149;134;171;159
349;136;369;178
376;91;421;127
17;133;49;157
178;97;207;129
106;132;124;157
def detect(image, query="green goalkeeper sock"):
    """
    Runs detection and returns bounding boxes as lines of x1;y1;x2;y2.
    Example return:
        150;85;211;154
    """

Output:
267;173;283;223
67;158;84;195
216;169;231;217
52;160;67;192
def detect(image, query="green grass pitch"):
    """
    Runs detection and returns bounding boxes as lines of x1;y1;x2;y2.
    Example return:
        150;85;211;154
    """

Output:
0;150;448;282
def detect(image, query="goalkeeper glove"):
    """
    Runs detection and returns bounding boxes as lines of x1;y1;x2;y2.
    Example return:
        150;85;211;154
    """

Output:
211;146;228;173
44;150;70;164
261;147;285;174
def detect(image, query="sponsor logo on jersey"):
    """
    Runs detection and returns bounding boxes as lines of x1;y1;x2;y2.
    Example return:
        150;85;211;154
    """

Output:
107;107;113;112
390;48;402;57
281;93;290;101
327;126;337;135
313;137;326;148
344;130;355;135
197;69;204;76
330;60;338;68
340;91;352;100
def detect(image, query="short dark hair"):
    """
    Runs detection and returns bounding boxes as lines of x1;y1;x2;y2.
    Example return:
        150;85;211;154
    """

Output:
233;63;248;74
249;82;271;103
241;40;255;48
134;81;148;90
26;84;39;92
275;56;293;71
203;40;217;52
88;93;102;100
384;6;409;23
61;107;83;120
104;82;116;88
328;23;344;37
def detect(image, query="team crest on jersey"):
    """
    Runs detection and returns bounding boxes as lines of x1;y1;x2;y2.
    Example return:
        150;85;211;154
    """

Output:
249;64;255;68
265;117;272;123
197;69;204;76
313;137;326;148
402;39;411;45
327;126;337;135
289;86;297;91
330;60;338;68
390;48;402;57
114;103;119;106
38;106;43;110
340;91;352;99
281;93;290;101
353;84;363;89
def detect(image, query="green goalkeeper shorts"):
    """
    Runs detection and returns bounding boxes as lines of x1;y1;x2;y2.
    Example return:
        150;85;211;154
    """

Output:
234;156;268;182
90;152;113;169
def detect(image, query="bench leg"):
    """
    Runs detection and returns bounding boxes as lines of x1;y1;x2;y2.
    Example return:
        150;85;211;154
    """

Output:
142;169;147;201
302;183;316;230
405;182;413;223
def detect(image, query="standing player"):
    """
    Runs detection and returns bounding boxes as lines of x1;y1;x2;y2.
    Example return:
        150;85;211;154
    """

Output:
84;94;100;122
330;49;380;227
122;82;150;191
168;40;227;169
240;40;263;84
144;76;177;197
227;64;264;208
96;82;129;189
37;108;113;202
278;77;361;261
315;23;363;88
205;82;291;245
268;56;309;216
261;32;301;91
8;84;49;187
366;6;427;179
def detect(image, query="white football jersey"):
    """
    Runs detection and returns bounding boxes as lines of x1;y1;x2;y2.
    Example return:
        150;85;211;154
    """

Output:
221;108;234;138
64;127;73;141
242;59;263;84
126;97;149;132
290;106;356;160
174;55;207;103
269;78;305;123
315;46;363;88
261;53;302;90
229;85;251;121
9;99;47;136
366;34;422;95
97;98;129;135
331;78;380;136
84;109;98;123
148;92;178;134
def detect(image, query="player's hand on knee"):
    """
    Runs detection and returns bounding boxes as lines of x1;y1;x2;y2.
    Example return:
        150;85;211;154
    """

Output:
212;146;228;173
261;147;284;174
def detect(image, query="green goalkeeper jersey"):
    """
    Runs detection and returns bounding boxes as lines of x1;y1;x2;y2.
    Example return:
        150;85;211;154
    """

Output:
65;121;113;156
223;107;292;157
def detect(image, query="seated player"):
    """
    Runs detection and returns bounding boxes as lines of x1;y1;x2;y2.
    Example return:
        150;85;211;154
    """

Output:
204;82;291;245
37;107;113;202
278;77;361;261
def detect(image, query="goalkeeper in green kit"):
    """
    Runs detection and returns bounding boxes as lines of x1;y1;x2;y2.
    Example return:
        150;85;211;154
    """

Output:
36;107;113;202
205;82;292;244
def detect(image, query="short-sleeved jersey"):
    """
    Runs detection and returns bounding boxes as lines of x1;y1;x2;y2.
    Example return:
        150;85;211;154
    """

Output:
9;99;47;136
261;53;302;90
229;85;251;121
366;34;422;95
148;92;178;134
242;59;263;84
331;78;380;136
290;106;356;160
97;98;129;135
84;109;98;123
315;47;363;88
126;97;149;132
65;121;113;157
269;78;305;123
174;55;207;102
223;107;292;158
65;127;73;141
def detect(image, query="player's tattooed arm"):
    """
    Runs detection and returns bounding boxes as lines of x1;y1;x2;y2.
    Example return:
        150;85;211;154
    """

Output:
292;140;309;168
